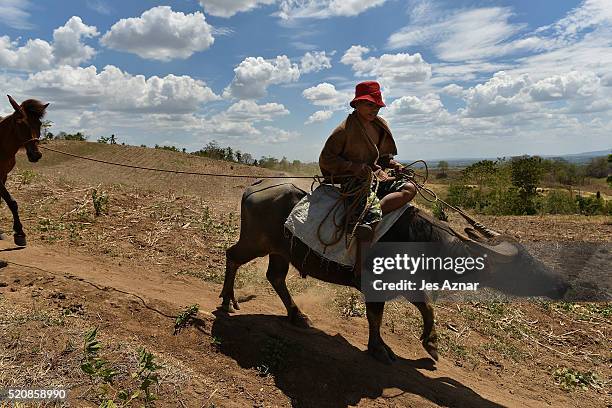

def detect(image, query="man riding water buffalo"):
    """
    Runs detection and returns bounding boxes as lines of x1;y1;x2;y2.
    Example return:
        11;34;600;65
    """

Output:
319;81;417;275
220;82;569;364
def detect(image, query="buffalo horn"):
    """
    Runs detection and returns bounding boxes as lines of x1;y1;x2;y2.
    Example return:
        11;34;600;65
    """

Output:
465;239;519;264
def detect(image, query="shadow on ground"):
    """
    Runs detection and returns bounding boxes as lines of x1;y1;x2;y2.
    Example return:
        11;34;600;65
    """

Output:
211;311;505;408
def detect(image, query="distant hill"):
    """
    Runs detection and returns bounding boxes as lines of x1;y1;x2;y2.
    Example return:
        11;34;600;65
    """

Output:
541;149;611;163
402;148;611;168
16;140;289;209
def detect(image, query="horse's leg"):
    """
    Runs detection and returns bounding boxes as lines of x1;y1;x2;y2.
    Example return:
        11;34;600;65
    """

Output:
0;173;9;241
0;181;26;246
410;293;439;361
366;302;397;364
266;253;311;328
220;241;259;313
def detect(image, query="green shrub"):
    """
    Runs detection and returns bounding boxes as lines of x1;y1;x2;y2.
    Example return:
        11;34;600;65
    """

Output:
575;195;608;215
539;190;577;215
446;184;477;208
432;202;448;221
92;189;109;216
18;169;37;185
553;367;602;391
483;187;523;215
57;131;87;141
173;304;199;334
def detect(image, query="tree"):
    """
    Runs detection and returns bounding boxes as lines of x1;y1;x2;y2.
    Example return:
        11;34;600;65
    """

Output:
192;140;227;160
557;162;583;194
437;160;449;178
509;156;543;215
241;152;254;165
585;156;609;178
41;120;53;140
110;134;117;144
258;156;279;169
463;160;498;193
62;131;87;141
279;156;289;170
510;156;542;196
155;145;179;152
224;146;234;162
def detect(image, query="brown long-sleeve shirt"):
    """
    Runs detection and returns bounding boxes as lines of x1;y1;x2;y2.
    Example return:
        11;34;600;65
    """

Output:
319;111;397;183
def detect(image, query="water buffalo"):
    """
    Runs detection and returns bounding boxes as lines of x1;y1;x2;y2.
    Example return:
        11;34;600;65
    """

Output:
220;179;568;363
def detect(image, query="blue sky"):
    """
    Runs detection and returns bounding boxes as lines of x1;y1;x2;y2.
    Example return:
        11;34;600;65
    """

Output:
0;0;610;161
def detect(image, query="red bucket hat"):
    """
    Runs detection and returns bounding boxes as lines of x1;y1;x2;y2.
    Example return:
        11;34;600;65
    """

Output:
350;81;385;108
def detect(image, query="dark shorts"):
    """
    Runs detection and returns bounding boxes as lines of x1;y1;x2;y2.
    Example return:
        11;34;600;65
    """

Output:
341;177;408;228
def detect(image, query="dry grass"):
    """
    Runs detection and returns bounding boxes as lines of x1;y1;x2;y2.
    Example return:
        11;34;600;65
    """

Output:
0;141;609;406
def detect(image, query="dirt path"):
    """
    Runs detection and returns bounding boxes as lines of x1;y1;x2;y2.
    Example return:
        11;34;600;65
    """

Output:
0;242;585;407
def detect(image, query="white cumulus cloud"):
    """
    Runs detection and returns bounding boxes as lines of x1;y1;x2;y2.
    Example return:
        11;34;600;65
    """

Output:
198;0;276;18
440;84;465;97
305;110;334;124
224;55;300;99
278;0;388;20
0;17;98;71
340;45;431;89
300;51;332;73
25;65;220;113
461;71;532;118
388;94;444;115
458;70;611;117
529;71;600;101
302;82;351;108
100;6;214;61
225;100;289;121
52;16;100;65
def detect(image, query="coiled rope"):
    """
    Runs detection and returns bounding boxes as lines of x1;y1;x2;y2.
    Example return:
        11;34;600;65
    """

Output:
316;159;430;250
315;159;453;250
316;171;380;250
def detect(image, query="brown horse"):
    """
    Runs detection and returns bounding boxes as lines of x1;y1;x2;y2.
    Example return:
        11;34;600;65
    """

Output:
0;95;48;246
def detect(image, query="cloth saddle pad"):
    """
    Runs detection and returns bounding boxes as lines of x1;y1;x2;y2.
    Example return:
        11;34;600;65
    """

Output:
284;184;411;267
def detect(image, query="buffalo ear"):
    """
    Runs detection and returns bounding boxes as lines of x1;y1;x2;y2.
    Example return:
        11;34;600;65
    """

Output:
7;95;25;119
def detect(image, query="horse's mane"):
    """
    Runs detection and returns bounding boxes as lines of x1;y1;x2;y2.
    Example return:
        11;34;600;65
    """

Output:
20;99;47;119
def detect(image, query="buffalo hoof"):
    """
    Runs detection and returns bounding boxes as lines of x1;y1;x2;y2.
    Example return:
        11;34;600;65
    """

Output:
423;339;439;361
368;343;396;365
220;300;236;313
14;234;26;247
289;310;312;329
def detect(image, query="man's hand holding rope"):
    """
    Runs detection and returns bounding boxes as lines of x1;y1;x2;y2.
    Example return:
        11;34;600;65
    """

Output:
359;163;396;182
